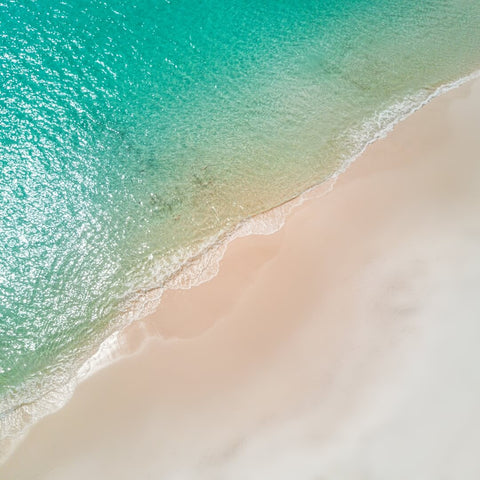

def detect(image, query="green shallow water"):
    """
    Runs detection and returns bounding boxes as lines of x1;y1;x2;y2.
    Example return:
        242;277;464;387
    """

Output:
1;0;480;433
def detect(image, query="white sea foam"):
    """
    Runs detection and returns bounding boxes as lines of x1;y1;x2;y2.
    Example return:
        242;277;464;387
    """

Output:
1;69;479;466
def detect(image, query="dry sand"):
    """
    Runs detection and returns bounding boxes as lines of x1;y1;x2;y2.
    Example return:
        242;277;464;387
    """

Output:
2;77;480;479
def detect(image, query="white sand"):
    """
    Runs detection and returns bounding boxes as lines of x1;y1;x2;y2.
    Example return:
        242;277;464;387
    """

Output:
2;78;480;479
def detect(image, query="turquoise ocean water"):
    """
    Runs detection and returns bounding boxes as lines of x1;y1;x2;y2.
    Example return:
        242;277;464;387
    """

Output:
1;0;480;449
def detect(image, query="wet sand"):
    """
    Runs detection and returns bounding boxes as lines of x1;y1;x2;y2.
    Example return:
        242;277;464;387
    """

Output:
2;77;480;479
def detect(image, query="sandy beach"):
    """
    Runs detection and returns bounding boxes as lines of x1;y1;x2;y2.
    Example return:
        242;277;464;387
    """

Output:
2;76;480;479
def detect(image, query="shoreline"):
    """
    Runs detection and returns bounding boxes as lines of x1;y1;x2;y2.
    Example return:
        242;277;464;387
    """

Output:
2;74;480;477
